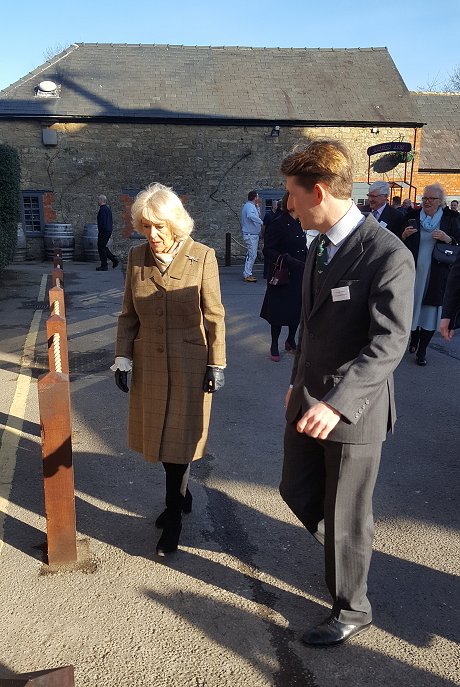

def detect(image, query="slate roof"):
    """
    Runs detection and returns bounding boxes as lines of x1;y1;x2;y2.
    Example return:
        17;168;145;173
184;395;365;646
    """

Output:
412;93;460;171
0;44;422;126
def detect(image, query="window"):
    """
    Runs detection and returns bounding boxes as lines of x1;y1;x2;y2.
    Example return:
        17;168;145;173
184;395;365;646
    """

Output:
21;192;44;233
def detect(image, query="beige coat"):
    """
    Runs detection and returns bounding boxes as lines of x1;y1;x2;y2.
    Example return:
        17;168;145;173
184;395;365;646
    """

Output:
116;237;226;464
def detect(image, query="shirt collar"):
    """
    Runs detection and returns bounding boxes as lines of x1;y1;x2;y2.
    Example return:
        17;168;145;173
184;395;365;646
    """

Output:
372;202;387;220
326;203;365;246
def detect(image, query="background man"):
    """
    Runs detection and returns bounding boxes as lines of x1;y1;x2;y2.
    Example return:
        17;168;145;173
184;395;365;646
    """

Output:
441;252;460;340
366;180;405;235
279;139;414;647
450;199;459;212
96;194;119;271
241;190;263;282
391;195;402;210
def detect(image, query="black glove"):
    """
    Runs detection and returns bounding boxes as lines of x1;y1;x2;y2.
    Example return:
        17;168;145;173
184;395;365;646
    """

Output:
202;366;225;393
115;369;129;393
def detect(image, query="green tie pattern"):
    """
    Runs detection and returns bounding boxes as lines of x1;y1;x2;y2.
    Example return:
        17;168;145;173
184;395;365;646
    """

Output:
315;234;330;276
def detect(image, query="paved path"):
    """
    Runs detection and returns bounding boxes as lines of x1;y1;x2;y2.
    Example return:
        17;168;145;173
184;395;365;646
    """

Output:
0;260;459;686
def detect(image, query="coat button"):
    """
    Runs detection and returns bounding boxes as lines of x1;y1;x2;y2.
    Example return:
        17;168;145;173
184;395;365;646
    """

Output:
305;361;311;368
156;309;163;316
156;292;163;299
355;413;360;419
157;346;164;353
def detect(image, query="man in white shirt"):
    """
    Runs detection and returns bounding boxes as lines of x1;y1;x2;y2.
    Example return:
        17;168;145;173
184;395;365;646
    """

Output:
241;190;263;282
280;139;414;647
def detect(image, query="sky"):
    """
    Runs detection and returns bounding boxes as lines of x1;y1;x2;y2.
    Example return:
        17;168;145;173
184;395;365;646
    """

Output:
1;0;458;92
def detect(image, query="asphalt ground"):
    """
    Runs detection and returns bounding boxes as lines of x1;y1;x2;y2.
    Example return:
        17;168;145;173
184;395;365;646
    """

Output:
0;258;459;687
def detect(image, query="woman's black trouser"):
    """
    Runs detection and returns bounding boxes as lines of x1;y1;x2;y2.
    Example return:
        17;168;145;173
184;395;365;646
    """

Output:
162;462;190;523
271;324;298;354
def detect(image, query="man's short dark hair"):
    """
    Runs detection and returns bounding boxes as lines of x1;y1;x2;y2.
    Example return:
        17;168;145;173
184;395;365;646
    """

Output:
281;139;353;199
248;191;258;201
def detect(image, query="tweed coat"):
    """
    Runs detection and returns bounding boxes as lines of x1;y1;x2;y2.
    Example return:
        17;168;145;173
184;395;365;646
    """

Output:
115;237;226;464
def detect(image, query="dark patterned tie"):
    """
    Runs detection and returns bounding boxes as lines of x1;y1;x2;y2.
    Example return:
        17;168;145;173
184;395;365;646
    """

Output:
372;210;379;219
313;234;330;293
315;234;330;276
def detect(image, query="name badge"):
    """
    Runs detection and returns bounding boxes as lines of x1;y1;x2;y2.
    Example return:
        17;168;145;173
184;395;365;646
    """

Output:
331;286;350;302
379;220;388;229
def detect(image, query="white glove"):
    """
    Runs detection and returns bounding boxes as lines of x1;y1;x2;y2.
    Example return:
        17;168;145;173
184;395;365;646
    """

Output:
110;357;133;372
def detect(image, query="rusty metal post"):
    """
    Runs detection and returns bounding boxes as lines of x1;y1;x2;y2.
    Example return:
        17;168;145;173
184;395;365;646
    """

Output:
51;268;64;289
46;315;69;375
0;666;75;686
48;285;66;318
38;371;77;566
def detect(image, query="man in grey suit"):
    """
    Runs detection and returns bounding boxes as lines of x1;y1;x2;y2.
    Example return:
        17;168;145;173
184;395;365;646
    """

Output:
366;180;405;236
279;139;414;647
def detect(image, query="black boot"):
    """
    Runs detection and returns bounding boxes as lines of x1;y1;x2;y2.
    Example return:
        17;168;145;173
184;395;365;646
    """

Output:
155;488;192;528
416;328;434;366
155;463;188;556
156;515;182;557
408;328;420;354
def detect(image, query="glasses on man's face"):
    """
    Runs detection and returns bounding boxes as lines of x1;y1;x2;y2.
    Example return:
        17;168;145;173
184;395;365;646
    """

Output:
422;197;440;202
367;193;385;199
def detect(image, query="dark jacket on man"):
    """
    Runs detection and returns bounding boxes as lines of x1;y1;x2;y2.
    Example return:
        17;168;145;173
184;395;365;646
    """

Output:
97;204;113;234
287;215;415;444
442;252;460;327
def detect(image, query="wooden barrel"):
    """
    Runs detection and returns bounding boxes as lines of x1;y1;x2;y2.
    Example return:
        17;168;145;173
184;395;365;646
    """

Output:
12;223;27;262
82;223;99;261
44;224;74;261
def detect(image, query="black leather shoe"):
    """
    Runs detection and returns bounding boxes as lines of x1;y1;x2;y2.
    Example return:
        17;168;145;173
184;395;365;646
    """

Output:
301;616;372;647
416;356;427;366
112;259;119;269
155;489;192;528
156;520;182;556
96;265;108;271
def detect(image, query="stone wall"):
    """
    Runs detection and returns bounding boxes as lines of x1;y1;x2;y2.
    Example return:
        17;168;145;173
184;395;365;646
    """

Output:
0;121;417;261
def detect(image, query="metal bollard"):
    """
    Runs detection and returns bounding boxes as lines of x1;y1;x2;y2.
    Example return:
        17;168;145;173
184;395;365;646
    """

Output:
225;232;231;266
0;665;75;686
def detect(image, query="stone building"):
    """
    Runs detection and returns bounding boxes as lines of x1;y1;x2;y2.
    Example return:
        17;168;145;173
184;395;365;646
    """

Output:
411;92;460;203
0;44;423;261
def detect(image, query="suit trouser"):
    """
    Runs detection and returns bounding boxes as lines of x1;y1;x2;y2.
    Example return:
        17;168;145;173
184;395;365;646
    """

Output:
97;231;117;267
280;420;382;625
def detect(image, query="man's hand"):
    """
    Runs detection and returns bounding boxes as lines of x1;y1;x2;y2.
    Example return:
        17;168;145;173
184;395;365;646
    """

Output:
440;317;454;341
296;402;341;440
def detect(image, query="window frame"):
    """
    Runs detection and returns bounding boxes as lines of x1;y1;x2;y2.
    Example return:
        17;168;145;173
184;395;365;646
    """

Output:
20;191;46;235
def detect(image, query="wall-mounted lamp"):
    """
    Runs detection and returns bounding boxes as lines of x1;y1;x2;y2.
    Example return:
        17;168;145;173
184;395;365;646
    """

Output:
271;125;280;137
370;127;379;134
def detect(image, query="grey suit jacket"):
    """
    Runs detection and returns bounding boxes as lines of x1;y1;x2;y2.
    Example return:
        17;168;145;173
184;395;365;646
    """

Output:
287;215;415;444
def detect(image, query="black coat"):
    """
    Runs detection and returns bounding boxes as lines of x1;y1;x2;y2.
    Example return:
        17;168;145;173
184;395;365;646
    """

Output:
403;207;460;306
260;212;307;326
379;203;405;236
442;252;460;323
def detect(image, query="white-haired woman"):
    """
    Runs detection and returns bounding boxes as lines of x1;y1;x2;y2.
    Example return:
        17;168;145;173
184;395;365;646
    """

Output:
111;183;226;555
401;183;460;365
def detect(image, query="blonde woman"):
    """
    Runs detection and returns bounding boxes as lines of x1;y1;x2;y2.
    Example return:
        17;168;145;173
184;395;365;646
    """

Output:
111;183;226;555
